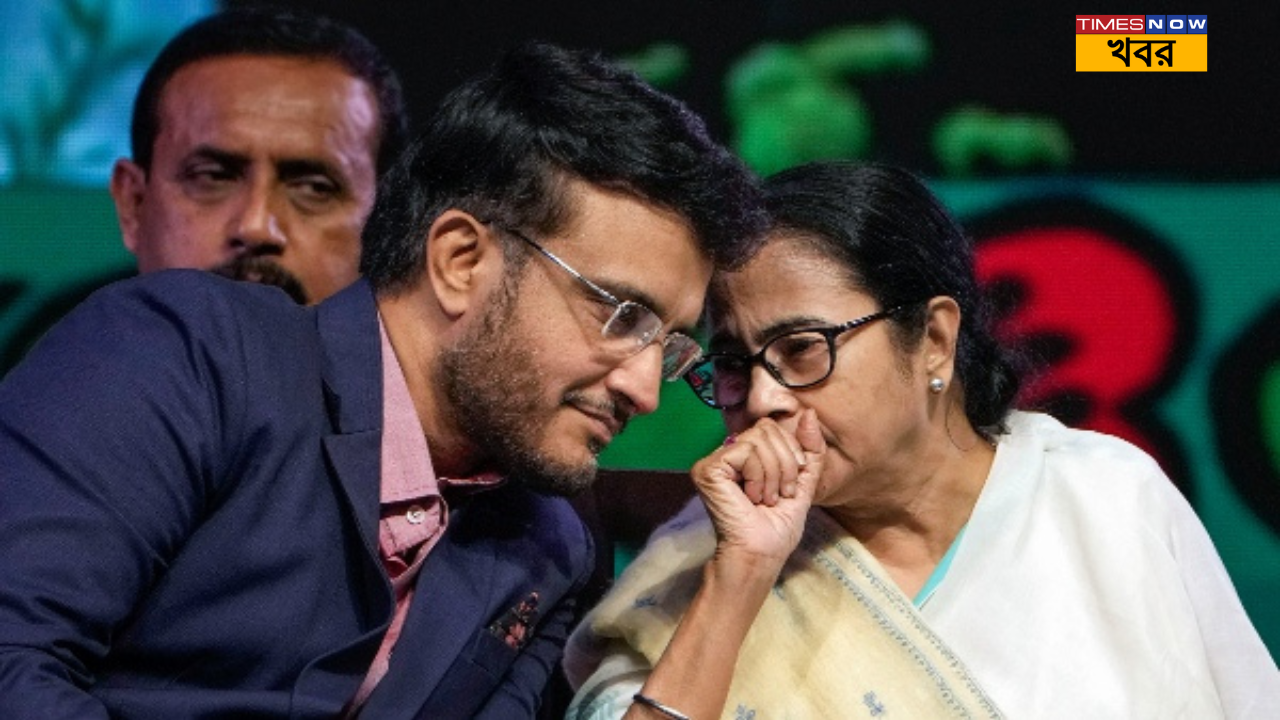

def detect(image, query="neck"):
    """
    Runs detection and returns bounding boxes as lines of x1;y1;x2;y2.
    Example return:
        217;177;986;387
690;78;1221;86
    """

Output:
376;291;482;480
826;409;995;597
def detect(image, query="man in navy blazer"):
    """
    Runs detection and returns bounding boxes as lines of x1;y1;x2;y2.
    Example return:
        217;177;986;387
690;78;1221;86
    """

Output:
0;41;765;718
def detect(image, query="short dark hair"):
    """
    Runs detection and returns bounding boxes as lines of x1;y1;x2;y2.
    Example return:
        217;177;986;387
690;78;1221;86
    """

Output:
130;6;408;176
744;160;1021;439
360;41;765;293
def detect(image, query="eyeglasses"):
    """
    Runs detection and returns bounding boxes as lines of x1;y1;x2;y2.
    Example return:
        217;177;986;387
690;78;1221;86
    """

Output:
683;306;907;409
497;225;704;381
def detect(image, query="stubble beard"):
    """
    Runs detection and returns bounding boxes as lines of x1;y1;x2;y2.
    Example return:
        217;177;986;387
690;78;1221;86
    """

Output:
437;283;600;497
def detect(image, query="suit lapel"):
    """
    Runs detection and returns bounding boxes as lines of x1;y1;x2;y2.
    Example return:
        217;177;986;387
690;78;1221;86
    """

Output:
358;505;500;719
315;281;385;556
293;281;394;712
323;432;383;559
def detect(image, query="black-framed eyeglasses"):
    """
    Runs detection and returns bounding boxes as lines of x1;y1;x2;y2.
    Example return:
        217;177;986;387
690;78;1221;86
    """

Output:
683;305;907;409
496;225;704;381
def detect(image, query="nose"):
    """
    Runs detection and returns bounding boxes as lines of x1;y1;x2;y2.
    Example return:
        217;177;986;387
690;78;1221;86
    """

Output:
229;182;287;256
603;343;664;417
743;364;800;424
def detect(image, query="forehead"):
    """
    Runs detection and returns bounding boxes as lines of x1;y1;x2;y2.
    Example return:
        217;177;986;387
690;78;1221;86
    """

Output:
715;234;870;336
154;54;380;162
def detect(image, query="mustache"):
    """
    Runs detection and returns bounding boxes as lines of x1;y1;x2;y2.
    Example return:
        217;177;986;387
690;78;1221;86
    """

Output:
565;390;633;437
208;256;308;304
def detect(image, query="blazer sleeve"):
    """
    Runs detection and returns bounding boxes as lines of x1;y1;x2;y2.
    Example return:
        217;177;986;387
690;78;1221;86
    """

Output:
0;273;253;717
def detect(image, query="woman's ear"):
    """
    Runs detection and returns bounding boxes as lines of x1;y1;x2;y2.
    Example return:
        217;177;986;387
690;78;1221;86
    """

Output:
425;210;505;319
923;295;962;382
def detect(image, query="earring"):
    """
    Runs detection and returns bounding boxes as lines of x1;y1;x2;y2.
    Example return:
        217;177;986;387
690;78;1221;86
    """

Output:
929;377;945;394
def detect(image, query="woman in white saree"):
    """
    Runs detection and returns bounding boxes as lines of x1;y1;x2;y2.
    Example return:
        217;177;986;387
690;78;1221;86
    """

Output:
563;161;1278;719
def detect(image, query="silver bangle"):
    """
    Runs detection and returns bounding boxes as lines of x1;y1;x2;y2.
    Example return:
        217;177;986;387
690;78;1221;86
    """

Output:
632;692;691;720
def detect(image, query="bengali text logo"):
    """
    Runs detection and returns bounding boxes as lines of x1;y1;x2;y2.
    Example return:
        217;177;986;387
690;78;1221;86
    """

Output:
1075;15;1208;72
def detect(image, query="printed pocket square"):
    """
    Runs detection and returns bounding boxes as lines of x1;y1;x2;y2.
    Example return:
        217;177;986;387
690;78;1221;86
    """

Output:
487;591;540;650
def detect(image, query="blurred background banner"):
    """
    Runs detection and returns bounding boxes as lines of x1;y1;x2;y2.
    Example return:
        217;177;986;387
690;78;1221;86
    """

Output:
2;1;1277;656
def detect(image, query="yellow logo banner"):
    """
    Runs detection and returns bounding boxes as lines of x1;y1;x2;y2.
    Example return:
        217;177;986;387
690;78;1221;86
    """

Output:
1076;34;1208;72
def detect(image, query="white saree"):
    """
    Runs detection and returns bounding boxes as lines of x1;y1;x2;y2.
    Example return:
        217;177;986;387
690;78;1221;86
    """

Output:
919;412;1278;718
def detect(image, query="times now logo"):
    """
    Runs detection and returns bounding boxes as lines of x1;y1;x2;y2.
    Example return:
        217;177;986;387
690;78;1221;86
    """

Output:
1075;15;1208;34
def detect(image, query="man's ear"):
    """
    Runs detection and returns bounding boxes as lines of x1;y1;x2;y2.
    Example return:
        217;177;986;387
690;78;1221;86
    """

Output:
923;295;962;382
425;210;505;319
109;158;146;255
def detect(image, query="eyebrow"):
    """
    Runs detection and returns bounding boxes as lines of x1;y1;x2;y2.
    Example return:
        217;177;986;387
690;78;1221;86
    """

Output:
595;279;661;316
710;315;835;351
182;146;346;184
183;145;248;171
276;158;345;182
590;279;698;334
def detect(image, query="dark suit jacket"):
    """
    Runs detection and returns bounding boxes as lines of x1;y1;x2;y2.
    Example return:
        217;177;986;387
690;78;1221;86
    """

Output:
0;271;594;719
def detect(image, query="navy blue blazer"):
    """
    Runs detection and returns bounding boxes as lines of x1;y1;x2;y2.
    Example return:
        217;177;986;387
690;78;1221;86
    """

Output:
0;271;594;719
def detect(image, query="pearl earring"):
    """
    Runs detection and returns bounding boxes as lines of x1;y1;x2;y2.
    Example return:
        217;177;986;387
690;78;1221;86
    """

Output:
929;377;945;394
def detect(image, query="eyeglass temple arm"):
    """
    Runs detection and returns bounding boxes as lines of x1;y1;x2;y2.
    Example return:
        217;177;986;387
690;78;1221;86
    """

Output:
507;228;622;305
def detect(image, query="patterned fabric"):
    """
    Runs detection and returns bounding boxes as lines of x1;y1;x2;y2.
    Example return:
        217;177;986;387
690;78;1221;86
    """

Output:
564;500;1002;719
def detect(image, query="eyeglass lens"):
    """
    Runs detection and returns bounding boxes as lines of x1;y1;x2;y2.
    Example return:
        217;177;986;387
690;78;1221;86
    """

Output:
600;301;702;382
684;308;904;408
601;302;662;350
661;335;704;381
686;329;834;409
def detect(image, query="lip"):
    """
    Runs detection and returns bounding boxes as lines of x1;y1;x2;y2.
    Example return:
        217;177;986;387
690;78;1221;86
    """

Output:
575;405;622;445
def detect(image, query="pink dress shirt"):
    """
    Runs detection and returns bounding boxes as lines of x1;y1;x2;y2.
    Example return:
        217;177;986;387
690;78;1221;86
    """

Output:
345;318;502;715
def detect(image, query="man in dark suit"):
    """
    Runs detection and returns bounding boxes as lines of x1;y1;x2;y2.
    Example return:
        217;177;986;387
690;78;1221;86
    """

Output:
0;41;764;718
